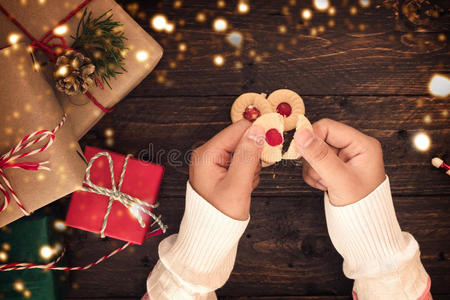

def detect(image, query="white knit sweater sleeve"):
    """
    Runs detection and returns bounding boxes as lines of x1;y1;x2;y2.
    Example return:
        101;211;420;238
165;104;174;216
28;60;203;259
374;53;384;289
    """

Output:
145;181;249;300
324;176;430;300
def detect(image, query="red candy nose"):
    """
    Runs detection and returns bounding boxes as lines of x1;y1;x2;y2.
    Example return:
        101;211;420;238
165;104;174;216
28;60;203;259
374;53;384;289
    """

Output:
276;102;292;117
265;128;283;146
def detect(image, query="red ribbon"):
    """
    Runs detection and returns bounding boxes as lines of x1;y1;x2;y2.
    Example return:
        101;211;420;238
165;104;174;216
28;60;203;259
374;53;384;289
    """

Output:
0;0;113;113
0;162;41;171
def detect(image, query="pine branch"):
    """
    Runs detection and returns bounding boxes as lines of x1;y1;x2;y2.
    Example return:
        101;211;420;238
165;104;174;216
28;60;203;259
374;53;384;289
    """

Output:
71;9;128;88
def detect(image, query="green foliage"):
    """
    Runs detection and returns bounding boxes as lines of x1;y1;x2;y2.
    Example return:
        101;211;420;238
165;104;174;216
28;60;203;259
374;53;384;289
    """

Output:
71;9;128;88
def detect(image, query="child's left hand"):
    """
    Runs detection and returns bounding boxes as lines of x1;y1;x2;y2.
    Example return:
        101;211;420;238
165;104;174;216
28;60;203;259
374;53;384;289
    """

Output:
189;120;265;220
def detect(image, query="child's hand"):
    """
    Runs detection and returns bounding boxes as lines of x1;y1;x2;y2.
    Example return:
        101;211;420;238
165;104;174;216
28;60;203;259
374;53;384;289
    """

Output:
294;119;386;206
189;120;265;220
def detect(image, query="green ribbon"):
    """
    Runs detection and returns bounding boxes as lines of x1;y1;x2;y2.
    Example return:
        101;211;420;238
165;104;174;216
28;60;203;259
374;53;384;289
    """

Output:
82;152;165;238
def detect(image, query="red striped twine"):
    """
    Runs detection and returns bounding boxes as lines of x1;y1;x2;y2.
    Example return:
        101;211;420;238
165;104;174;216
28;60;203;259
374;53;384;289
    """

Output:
0;115;67;216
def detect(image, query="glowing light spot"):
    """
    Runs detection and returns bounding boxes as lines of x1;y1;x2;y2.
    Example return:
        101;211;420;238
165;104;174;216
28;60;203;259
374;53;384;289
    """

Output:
13;280;25;292
318;25;326;33
164;22;175;33
54;220;67;231
33;62;41;71
442;109;448;117
423;115;432;124
173;0;182;8
178;42;187;52
428;74;450;97
53;25;68;35
328;6;336;15
104;128;114;137
2;242;10;251
37;174;46;181
226;31;243;47
350;6;358;15
278;25;287;34
136;50;149;62
23;290;32;299
8;33;21;44
38;0;45;4
0;251;8;262
438;33;446;42
13;111;20;119
196;12;206;23
413;133;431;152
301;9;313;20
169;61;177;68
238;1;250;14
213;55;225;66
310;27;318;36
55;65;69;77
213;17;228;32
249;49;256;57
130;204;141;219
314;0;329;11
4;127;12;135
40;245;53;259
328;19;335;27
359;0;370;8
151;14;168;32
106;137;114;147
217;0;226;8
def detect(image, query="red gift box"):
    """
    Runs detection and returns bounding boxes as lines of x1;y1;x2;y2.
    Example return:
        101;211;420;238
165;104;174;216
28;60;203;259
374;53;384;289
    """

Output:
66;146;164;244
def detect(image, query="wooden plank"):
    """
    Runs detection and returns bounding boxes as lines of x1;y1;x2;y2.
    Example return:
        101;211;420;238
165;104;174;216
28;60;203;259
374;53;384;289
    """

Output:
114;0;449;96
80;95;450;197
63;195;449;298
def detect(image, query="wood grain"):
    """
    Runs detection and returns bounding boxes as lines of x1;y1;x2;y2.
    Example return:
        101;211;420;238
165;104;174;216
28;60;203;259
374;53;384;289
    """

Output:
63;194;449;298
64;0;450;298
116;0;450;97
81;95;450;197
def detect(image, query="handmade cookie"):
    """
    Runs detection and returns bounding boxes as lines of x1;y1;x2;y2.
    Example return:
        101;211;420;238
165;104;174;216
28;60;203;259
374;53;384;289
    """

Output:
253;113;284;166
267;89;305;131
230;93;272;123
282;114;313;160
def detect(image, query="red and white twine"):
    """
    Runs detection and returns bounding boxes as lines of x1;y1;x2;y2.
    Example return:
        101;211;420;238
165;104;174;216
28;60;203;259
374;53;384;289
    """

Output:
0;222;164;271
0;114;66;216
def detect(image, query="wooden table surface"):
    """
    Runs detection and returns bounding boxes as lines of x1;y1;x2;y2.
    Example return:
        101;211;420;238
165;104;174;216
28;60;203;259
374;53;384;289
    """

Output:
66;0;449;299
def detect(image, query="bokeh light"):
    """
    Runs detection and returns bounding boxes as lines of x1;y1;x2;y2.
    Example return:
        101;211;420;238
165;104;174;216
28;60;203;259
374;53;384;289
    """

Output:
196;12;206;22
53;25;68;35
214;55;225;66
328;6;336;16
359;0;370;8
2;242;10;251
151;14;168;32
54;220;67;231
314;0;329;11
213;17;228;32
23;290;32;299
8;33;21;44
217;0;226;8
301;9;313;20
13;280;25;292
178;42;187;52
428;74;450;97
349;6;358;15
413;132;431;152
136;50;149;62
238;1;250;14
39;245;53;259
0;251;8;262
423;114;432;124
226;31;243;47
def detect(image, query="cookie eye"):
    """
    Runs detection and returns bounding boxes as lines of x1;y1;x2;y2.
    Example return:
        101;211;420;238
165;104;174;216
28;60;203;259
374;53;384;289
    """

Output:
268;89;305;131
265;128;283;146
276;102;292;117
243;105;261;122
230;93;272;123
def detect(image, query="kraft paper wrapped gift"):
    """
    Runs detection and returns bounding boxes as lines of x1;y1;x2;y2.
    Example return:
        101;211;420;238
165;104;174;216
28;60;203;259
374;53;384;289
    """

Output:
0;0;163;140
0;44;86;227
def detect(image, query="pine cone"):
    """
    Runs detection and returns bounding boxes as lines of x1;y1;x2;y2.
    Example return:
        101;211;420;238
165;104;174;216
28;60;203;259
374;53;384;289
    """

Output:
54;50;96;96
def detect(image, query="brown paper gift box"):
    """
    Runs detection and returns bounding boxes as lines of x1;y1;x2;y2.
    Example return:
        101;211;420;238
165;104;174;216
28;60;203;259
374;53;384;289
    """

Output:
0;0;163;140
0;44;86;227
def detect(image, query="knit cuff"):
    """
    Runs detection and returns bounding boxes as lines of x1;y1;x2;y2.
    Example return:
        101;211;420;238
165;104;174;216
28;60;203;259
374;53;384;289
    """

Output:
324;176;407;275
158;181;249;292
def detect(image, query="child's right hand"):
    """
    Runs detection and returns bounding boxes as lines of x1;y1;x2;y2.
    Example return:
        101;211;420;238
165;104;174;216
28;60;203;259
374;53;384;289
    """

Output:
294;119;386;206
